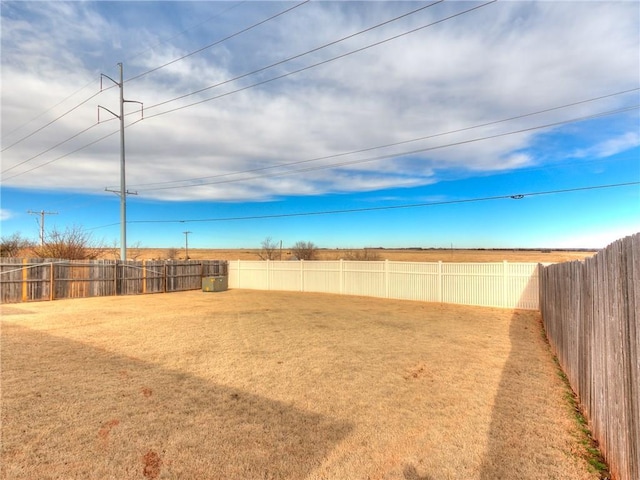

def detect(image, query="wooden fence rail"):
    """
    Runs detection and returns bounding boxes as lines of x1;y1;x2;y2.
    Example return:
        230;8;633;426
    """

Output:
0;259;228;303
539;233;639;480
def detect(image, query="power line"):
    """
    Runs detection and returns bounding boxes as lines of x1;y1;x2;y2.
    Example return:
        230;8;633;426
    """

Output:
1;126;122;181
127;88;640;190
0;0;268;158
140;1;444;110
0;0;494;181
1;89;106;153
87;182;638;227
143;0;496;118
5;96;637;187
1;122;100;175
124;1;247;66
1;78;98;142
130;104;639;192
126;0;311;84
2;0;425;175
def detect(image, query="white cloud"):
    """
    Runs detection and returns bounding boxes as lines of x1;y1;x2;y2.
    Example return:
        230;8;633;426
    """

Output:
570;131;640;159
1;1;638;202
591;132;640;158
0;209;13;221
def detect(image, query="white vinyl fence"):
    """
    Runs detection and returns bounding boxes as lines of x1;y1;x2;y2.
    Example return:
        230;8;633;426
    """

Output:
229;260;540;309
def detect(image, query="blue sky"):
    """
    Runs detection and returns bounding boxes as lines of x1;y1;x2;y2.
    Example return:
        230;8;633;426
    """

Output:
1;1;639;251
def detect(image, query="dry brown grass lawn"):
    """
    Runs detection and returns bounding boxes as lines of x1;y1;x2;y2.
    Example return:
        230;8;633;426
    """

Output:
1;290;598;480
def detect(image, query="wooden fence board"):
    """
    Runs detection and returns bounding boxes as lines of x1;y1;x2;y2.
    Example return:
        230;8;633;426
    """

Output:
540;233;639;480
0;259;228;303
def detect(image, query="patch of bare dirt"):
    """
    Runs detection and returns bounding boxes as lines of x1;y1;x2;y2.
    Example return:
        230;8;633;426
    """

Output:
98;419;120;448
142;450;162;479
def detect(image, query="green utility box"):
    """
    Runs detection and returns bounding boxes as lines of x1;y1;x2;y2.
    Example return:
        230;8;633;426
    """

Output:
202;276;228;292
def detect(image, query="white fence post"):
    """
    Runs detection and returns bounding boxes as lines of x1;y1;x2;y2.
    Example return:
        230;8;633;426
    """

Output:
266;259;271;291
385;259;390;298
300;260;304;292
437;261;443;303
503;260;508;308
339;259;344;295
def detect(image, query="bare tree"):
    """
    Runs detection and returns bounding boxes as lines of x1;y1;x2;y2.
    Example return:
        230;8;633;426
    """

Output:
166;247;178;260
0;233;34;257
258;236;280;260
107;239;143;260
128;241;144;260
290;240;317;260
32;225;103;260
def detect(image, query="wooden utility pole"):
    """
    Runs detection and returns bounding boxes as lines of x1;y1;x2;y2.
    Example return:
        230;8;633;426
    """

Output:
27;209;58;246
183;231;192;259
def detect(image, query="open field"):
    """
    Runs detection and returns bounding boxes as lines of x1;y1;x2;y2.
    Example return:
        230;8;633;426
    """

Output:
1;290;599;480
96;247;597;263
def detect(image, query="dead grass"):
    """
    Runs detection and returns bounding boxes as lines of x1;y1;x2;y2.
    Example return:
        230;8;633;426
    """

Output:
87;247;596;263
1;290;599;479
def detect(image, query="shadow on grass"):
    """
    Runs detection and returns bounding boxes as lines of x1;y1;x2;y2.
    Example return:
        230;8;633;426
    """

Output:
1;324;352;479
478;308;566;479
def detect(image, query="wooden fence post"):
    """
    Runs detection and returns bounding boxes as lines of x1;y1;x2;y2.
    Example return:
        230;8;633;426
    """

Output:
49;262;54;301
21;258;28;302
142;260;147;294
163;262;167;293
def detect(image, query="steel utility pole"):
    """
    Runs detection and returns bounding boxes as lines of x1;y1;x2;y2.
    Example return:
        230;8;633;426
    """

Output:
27;210;58;246
99;63;143;261
183;231;192;259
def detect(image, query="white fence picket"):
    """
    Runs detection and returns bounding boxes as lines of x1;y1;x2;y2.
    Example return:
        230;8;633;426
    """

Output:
229;260;539;309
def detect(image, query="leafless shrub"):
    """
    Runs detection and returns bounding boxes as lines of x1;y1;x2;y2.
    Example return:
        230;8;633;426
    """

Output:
106;240;144;260
166;247;178;260
290;241;317;260
342;249;381;261
258;237;280;260
32;226;102;260
0;233;34;257
128;241;143;260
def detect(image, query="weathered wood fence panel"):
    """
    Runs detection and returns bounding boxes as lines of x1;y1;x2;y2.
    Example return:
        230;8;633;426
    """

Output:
539;233;639;480
0;259;228;303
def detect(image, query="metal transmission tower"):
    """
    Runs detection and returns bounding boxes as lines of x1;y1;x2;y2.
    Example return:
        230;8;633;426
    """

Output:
27;209;58;246
99;63;143;261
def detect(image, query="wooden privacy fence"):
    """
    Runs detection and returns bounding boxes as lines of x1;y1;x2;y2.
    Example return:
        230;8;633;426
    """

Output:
229;260;540;309
0;259;228;303
539;233;639;480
